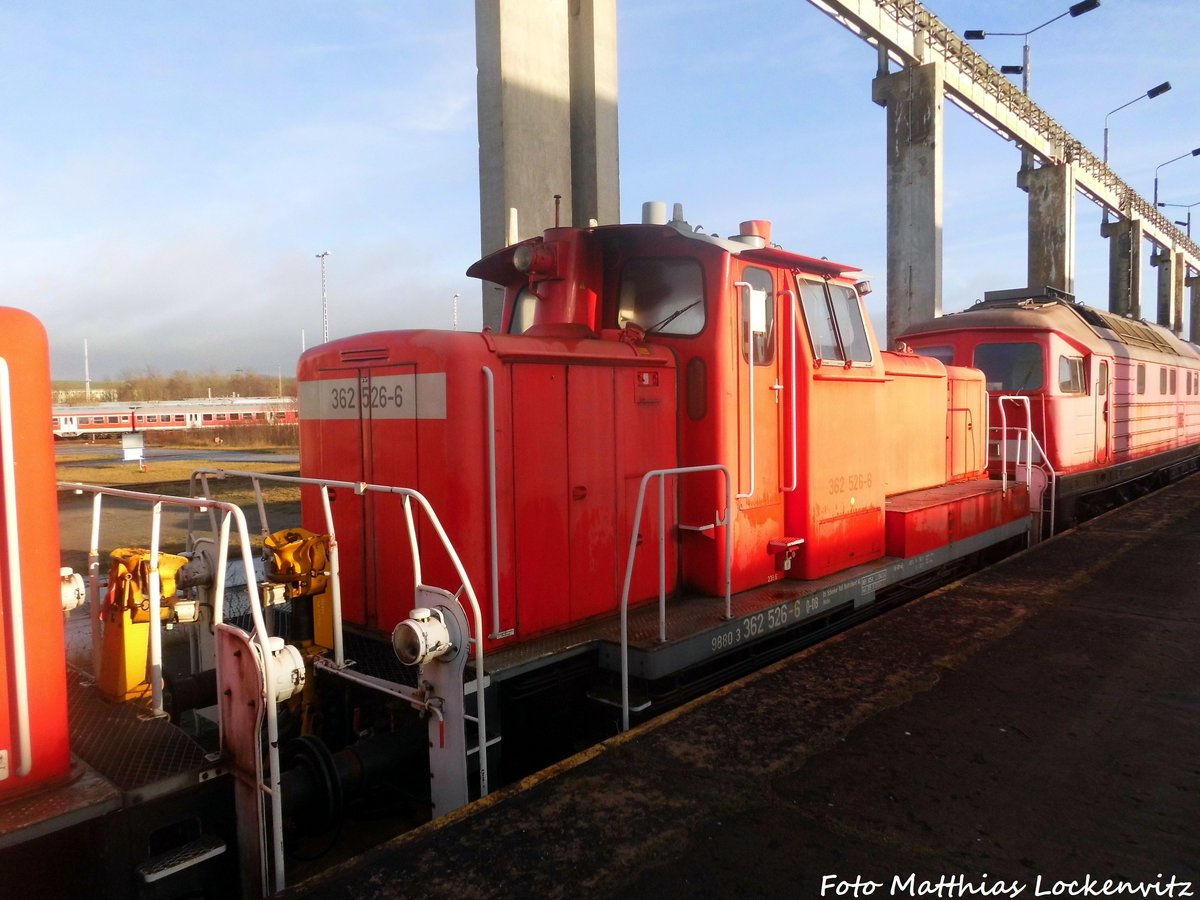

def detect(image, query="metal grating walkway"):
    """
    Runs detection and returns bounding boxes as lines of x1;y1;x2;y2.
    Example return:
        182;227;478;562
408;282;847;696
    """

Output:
66;668;213;798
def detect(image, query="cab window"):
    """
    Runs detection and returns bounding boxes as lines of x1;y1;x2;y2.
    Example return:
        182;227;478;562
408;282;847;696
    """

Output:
797;278;872;364
617;257;705;336
740;266;775;365
974;342;1044;391
915;345;955;365
509;288;537;335
1058;356;1085;394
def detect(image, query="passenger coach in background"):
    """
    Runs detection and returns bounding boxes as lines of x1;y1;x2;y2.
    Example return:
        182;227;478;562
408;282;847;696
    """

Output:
900;286;1200;533
52;396;298;439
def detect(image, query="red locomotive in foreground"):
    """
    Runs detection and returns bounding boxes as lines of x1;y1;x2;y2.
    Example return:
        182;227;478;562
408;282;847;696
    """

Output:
900;286;1200;532
3;206;1046;896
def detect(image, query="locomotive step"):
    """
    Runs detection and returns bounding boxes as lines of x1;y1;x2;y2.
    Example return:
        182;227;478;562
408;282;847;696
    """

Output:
136;833;226;884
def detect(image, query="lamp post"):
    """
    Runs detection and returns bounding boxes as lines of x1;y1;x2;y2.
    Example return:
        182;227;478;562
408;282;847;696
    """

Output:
315;251;331;343
965;0;1100;96
1104;82;1172;165
1157;201;1200;239
1154;149;1200;207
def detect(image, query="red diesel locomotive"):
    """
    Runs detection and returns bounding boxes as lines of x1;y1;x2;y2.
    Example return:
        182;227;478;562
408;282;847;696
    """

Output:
296;201;1029;688
900;286;1200;530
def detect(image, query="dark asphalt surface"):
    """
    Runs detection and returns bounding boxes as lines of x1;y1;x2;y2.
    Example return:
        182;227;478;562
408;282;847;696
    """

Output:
288;476;1200;900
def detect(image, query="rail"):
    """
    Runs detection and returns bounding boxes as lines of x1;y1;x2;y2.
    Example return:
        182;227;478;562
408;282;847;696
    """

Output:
995;396;1058;537
56;482;288;894
620;465;732;732
189;468;490;798
0;358;32;777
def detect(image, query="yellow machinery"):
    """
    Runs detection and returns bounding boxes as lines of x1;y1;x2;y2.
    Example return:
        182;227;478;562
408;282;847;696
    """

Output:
98;547;190;703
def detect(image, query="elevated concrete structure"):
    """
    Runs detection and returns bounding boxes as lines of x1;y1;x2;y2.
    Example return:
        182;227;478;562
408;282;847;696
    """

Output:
475;0;619;329
1020;163;1076;296
1102;216;1143;320
1153;248;1186;335
1190;275;1200;343
811;0;1200;333
872;61;943;343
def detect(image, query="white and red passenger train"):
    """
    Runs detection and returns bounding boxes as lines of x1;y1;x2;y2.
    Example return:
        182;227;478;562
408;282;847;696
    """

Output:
52;396;298;439
1;204;1197;896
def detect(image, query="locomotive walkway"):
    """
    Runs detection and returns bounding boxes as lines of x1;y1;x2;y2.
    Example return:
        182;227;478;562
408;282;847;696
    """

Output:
288;475;1200;899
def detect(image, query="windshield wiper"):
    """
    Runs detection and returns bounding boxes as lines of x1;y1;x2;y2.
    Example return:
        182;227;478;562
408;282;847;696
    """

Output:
645;298;702;334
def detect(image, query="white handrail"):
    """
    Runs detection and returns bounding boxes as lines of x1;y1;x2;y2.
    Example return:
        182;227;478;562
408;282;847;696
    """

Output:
59;482;287;893
481;366;507;638
995;395;1058;537
190;468;490;799
0;358;32;777
735;282;755;499
620;464;732;732
782;289;798;493
997;395;1033;493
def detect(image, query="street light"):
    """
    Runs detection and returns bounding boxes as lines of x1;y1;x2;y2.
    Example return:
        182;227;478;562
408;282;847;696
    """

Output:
1157;200;1200;239
1104;81;1172;165
1154;149;1200;207
965;0;1100;95
316;251;331;343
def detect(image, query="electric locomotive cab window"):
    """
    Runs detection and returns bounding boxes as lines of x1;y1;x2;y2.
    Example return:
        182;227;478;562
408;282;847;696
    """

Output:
740;266;775;365
1170;369;1177;394
617;257;705;336
797;278;872;364
915;345;955;365
1136;364;1146;395
1058;356;1085;394
974;342;1044;391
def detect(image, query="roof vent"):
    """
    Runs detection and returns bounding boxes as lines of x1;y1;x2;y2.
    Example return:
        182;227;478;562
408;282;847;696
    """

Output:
642;201;668;225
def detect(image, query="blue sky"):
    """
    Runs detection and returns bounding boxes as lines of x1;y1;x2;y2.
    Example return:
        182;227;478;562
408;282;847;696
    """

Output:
4;1;1199;380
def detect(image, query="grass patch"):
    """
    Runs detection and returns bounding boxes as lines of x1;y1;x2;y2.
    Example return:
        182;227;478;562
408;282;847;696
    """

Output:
56;460;301;506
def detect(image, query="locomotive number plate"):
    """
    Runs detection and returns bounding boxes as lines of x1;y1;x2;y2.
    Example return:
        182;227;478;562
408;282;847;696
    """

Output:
300;374;447;420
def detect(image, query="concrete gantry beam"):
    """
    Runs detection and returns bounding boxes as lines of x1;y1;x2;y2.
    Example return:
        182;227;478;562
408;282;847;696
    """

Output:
872;61;944;345
1020;163;1076;296
808;0;1200;311
475;0;619;328
1102;217;1143;320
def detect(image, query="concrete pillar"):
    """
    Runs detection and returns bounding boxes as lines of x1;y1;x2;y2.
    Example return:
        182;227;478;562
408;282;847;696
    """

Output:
872;61;944;345
475;0;619;329
569;0;620;228
1019;163;1076;295
1174;253;1187;335
1152;248;1179;331
1101;217;1142;319
1189;274;1200;343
